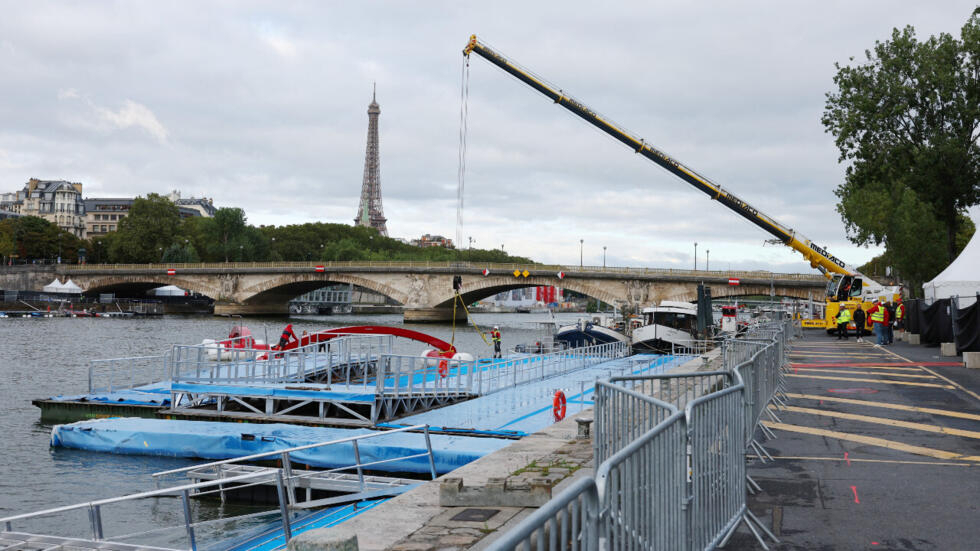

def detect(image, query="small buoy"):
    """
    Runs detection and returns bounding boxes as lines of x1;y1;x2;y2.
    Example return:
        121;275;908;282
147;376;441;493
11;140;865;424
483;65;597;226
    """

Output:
553;390;567;422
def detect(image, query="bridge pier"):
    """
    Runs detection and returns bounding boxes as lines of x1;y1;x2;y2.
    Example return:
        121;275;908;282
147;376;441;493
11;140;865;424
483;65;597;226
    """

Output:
403;307;467;323
214;301;289;316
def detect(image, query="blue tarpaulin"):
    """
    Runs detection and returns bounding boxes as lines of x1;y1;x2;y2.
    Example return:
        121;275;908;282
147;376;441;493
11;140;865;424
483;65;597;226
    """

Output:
50;418;510;474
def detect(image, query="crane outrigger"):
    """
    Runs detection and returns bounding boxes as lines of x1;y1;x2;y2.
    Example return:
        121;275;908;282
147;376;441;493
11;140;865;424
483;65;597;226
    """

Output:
462;35;900;330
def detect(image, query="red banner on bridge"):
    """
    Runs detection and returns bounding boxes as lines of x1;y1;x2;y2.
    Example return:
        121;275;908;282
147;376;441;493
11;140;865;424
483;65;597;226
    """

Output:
728;277;740;286
314;266;325;272
166;268;176;276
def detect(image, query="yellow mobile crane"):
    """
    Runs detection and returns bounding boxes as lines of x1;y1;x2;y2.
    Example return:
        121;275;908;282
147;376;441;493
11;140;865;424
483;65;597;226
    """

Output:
462;35;900;331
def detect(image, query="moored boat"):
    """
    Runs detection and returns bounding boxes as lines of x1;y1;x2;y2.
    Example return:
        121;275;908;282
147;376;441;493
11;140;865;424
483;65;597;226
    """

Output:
630;301;697;353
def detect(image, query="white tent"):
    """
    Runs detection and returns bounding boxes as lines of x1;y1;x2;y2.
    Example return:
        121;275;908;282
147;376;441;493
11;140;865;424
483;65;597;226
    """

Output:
42;279;67;293
62;279;83;293
150;285;186;296
923;231;980;307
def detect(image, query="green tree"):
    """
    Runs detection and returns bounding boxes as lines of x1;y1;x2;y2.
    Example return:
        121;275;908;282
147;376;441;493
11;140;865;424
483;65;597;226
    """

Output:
205;207;248;261
108;194;181;262
0;216;82;262
822;11;980;275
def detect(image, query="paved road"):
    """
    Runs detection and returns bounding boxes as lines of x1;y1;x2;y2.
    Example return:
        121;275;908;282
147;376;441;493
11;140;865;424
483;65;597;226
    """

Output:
729;331;980;551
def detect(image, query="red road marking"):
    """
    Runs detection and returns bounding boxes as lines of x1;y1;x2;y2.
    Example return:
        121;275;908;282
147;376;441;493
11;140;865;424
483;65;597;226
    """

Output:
827;388;879;394
851;485;860;503
844;452;851;466
790;362;960;368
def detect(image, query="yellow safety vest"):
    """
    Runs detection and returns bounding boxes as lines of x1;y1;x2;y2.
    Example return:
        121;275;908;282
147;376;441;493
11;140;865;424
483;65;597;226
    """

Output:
870;309;884;323
837;308;851;324
896;304;904;320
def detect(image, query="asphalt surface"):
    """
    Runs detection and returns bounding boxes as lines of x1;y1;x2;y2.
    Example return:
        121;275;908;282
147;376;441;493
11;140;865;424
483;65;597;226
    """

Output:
728;330;980;551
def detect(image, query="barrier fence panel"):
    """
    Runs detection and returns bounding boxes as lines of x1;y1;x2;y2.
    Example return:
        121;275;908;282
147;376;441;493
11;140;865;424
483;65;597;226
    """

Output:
596;412;687;551
487;476;599;551
610;371;736;414
686;384;747;551
593;381;677;466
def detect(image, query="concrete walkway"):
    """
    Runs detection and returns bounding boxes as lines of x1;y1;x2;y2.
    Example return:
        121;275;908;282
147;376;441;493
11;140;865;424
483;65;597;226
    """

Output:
730;332;980;550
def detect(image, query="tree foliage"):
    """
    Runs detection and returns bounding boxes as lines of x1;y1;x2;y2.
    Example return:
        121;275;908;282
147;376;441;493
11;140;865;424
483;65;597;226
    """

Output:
0;216;83;263
822;10;980;287
108;193;182;263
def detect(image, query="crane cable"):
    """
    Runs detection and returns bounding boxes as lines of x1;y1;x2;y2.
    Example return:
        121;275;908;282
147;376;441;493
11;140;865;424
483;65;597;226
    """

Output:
456;55;469;253
450;58;492;350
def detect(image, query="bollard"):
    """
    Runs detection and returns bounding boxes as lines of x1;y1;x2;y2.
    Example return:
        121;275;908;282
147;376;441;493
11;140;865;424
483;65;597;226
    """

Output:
576;417;593;438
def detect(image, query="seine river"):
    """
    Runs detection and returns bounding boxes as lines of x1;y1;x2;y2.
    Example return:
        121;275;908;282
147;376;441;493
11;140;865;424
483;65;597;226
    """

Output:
0;312;581;547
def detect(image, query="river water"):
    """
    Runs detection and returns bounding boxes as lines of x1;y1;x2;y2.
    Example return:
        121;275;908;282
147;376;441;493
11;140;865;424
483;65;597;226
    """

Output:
0;312;582;546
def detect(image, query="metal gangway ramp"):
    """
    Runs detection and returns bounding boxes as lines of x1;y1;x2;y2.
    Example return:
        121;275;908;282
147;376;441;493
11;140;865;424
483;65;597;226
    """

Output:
165;341;629;426
2;426;438;551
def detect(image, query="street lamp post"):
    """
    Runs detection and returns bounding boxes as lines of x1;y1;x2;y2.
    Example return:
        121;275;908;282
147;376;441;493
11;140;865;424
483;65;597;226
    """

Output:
580;239;584;268
694;242;698;270
706;249;710;271
603;246;607;268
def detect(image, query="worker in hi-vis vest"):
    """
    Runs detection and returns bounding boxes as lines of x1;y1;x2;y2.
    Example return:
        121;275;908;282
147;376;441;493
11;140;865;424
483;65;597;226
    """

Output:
868;300;886;345
490;326;502;359
835;307;852;340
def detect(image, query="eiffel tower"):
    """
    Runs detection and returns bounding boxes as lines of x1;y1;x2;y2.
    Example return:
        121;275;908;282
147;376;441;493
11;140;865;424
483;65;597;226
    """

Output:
354;84;388;236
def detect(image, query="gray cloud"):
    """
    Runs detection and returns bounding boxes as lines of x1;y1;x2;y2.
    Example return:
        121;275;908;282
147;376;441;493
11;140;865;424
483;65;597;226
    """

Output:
0;1;974;274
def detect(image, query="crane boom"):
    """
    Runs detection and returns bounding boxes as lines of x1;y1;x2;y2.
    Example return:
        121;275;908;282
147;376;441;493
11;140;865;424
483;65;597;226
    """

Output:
463;35;869;283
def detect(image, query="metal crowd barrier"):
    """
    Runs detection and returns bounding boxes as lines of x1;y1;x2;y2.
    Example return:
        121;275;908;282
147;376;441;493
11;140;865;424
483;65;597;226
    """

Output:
593;381;677;465
596;410;687;550
488;325;791;551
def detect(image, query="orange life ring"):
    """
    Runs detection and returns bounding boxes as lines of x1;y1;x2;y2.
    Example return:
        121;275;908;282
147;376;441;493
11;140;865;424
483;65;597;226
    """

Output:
438;359;448;378
553;390;567;422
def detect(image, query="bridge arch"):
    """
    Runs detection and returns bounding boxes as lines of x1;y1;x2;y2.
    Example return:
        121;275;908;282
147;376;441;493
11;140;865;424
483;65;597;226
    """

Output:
239;273;406;306
429;276;622;309
80;275;220;299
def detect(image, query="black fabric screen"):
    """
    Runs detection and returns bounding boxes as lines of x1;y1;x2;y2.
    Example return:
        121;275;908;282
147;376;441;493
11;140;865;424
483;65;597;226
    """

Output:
920;299;953;345
954;296;980;353
905;299;922;334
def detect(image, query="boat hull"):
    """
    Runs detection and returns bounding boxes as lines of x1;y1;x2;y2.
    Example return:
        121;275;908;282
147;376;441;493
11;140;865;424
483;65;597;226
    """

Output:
555;323;629;348
630;324;694;354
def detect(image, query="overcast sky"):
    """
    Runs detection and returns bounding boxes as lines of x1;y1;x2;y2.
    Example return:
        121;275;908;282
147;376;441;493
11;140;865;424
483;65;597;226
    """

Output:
1;1;975;273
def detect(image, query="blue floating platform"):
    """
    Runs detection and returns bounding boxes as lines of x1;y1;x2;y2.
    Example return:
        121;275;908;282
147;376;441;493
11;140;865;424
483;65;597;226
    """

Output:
50;418;510;475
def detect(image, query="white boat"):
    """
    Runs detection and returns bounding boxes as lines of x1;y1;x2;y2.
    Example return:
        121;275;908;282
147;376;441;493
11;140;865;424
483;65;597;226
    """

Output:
631;301;697;353
554;313;629;348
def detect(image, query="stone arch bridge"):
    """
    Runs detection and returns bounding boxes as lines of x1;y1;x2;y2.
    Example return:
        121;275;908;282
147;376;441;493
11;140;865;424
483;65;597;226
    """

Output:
1;262;827;321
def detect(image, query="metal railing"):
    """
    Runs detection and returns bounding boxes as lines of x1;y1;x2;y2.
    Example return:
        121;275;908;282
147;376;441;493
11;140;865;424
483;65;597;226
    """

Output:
3;425;438;551
169;335;392;386
474;341;630;396
152;424;438;504
488;325;790;551
0;470;288;551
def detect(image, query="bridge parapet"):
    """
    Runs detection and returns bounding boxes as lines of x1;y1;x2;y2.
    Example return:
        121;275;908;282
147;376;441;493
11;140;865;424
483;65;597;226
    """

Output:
50;261;827;282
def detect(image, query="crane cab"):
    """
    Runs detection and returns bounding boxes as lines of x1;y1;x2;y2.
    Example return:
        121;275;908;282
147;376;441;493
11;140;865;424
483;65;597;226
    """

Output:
827;274;863;302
